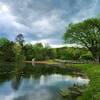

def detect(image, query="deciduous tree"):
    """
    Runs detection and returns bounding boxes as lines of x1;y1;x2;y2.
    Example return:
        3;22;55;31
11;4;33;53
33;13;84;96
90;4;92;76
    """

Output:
64;18;100;62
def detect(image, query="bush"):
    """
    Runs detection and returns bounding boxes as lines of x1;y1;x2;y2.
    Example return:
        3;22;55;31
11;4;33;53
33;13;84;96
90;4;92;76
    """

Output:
80;52;94;61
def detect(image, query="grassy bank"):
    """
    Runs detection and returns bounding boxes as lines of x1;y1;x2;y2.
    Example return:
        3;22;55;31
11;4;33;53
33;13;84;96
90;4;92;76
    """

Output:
68;64;100;100
42;60;100;99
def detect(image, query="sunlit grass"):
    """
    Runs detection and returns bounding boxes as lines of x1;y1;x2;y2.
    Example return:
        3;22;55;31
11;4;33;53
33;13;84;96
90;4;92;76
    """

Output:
68;64;100;100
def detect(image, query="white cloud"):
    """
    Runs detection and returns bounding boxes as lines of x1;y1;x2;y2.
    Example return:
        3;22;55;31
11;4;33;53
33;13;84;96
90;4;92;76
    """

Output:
0;3;15;21
32;18;53;34
32;13;65;35
0;2;30;37
0;0;99;45
0;4;9;13
30;39;51;47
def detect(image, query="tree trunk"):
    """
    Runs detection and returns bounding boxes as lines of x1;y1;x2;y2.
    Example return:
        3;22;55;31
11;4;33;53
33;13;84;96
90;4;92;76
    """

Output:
95;55;100;63
86;47;100;63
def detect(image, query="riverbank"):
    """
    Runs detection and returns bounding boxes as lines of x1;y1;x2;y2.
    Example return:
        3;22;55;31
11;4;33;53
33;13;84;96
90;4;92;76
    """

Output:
68;64;100;100
24;60;59;64
25;60;100;99
24;59;95;65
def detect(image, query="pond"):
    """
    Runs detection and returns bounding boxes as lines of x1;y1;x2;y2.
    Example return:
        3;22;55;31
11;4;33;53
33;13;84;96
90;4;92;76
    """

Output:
0;63;89;100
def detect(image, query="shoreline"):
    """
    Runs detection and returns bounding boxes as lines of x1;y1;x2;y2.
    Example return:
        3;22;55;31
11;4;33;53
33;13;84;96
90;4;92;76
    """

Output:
24;60;58;64
70;64;100;100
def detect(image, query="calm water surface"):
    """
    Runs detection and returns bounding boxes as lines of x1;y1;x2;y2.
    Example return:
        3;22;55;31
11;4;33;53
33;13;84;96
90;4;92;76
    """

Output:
0;63;89;100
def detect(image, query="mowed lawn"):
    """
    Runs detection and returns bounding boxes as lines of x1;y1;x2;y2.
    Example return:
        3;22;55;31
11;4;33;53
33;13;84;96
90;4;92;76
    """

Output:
69;64;100;100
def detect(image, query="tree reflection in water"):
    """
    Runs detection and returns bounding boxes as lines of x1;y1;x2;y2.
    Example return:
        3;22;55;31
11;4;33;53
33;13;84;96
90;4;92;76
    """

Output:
0;63;80;90
0;63;89;100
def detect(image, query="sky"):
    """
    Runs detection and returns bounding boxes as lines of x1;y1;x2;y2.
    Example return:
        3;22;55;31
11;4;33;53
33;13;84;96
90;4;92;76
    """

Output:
0;0;100;47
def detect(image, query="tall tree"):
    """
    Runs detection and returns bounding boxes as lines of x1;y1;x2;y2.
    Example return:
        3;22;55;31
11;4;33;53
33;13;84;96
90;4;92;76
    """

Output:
16;34;25;46
64;18;100;62
15;34;25;62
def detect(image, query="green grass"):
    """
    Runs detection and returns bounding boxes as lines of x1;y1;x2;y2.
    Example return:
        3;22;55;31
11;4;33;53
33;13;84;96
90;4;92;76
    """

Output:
67;64;100;100
43;60;100;99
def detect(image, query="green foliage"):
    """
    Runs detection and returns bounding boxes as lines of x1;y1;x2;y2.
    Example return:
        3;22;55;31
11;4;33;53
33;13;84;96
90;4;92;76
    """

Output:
80;52;94;61
13;43;22;56
0;34;95;62
13;43;25;62
0;37;9;46
0;38;15;62
0;35;25;62
23;43;58;61
72;64;100;100
64;18;100;62
55;47;91;61
23;44;34;60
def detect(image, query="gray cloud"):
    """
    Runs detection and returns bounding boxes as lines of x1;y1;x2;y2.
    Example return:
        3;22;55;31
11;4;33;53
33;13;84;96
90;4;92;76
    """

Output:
0;0;100;46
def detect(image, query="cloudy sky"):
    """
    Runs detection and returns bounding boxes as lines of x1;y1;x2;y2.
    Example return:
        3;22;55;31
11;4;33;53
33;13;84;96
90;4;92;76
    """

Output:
0;0;100;47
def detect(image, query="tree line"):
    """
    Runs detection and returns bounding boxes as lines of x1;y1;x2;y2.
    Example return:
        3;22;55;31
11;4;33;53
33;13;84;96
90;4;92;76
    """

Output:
0;34;93;62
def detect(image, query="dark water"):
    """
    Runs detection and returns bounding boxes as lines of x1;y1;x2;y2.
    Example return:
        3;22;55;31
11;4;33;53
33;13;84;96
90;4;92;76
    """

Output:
0;63;89;100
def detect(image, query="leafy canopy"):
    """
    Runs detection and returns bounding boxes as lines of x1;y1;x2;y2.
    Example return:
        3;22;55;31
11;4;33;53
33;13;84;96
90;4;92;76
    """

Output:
64;18;100;61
